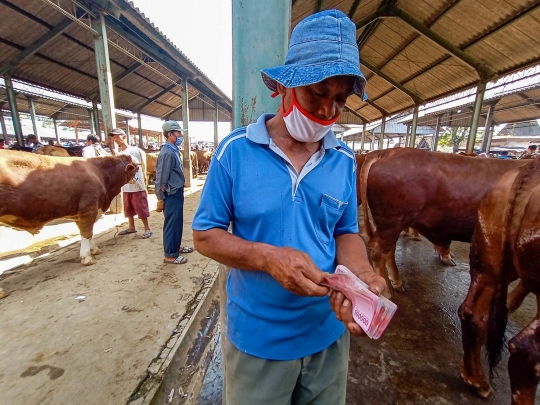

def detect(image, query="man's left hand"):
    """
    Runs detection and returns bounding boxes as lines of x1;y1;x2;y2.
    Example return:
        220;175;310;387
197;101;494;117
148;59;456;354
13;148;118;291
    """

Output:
329;270;388;336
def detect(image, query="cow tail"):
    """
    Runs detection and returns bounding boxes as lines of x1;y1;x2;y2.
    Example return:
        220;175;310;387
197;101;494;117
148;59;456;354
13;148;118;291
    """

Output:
486;158;540;379
359;154;379;240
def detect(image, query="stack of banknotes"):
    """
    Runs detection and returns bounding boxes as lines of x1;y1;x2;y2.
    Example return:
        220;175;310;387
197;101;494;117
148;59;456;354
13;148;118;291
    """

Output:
322;265;397;339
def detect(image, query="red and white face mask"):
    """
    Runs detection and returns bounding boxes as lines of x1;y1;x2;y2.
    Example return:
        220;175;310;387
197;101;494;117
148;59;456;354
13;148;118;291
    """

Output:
280;89;338;143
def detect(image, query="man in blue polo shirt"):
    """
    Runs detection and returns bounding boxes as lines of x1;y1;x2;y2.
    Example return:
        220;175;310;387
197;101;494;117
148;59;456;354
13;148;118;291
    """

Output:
192;9;388;405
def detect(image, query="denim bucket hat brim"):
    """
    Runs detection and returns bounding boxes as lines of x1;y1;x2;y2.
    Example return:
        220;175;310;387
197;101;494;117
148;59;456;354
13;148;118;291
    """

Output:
261;10;367;100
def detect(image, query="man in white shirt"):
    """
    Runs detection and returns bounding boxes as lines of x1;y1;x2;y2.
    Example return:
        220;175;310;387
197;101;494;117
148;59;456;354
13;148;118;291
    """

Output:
108;128;152;238
82;135;107;158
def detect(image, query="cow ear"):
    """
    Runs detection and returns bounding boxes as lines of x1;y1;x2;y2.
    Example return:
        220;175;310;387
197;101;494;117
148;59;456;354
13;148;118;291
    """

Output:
125;163;137;173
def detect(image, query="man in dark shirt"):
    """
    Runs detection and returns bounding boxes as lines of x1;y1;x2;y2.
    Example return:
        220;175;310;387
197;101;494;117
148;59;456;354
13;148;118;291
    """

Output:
155;120;194;264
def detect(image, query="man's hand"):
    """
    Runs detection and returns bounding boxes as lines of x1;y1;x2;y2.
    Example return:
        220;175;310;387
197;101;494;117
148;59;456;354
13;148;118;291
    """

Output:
263;246;329;297
156;200;164;213
329;270;388;336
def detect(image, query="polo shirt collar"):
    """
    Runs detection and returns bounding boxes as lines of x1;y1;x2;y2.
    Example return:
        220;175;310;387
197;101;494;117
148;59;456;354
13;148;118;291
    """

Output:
246;113;341;150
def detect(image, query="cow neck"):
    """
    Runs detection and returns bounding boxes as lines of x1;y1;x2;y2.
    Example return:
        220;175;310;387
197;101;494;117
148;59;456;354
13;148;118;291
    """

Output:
92;155;131;190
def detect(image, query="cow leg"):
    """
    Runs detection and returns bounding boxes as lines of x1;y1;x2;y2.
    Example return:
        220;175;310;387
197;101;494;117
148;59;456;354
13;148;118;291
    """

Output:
78;214;96;265
507;280;530;313
368;232;398;298
385;244;405;292
434;243;456;266
458;272;497;398
90;238;102;256
508;298;540;405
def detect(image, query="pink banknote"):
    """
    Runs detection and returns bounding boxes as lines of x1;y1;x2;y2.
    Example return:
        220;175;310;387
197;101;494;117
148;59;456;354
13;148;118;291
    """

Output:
321;265;397;339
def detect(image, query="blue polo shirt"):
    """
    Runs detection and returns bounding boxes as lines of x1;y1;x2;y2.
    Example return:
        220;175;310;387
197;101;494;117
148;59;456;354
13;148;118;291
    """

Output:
192;113;358;360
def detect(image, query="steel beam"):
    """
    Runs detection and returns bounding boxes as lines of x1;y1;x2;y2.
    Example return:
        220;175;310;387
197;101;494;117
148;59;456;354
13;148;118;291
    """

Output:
344;106;367;123
214;101;219;149
466;82;486;154
0;17;73;76
137;112;143;148
315;0;324;13
91;100;101;140
232;0;290;127
0;106;6;137
409;104;419;148
348;0;362;18
365;99;389;117
355;7;391;30
379;116;386;149
360;123;366;151
481;102;496;153
91;14;116;138
53;116;59;143
27;97;39;140
88;108;95;135
432;114;443;151
5;75;23;145
388;5;496;80
113;62;141;85
137;83;178;111
405;123;410;147
182;78;192;186
361;59;424;104
125;118;131;145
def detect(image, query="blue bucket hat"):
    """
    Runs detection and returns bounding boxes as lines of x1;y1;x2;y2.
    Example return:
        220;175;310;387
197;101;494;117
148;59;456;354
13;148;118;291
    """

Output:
261;9;367;99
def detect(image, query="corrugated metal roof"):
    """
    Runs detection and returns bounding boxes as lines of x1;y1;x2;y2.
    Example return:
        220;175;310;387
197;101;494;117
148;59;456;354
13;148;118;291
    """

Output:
292;0;540;122
0;0;232;122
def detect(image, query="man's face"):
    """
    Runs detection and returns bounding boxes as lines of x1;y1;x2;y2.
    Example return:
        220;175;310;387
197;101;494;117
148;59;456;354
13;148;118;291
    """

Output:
110;135;125;147
167;131;181;143
528;147;535;153
28;136;37;144
280;76;355;121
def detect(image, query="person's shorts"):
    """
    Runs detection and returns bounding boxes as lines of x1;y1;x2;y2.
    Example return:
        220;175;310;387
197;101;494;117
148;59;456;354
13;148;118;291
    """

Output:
123;191;150;219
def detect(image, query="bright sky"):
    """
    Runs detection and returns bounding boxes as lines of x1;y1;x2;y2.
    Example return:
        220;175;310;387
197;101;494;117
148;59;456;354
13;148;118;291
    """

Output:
131;0;233;142
131;0;232;99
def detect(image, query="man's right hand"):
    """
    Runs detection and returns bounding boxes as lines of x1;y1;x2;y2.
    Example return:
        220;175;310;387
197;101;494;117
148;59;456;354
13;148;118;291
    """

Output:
156;200;164;213
263;246;329;297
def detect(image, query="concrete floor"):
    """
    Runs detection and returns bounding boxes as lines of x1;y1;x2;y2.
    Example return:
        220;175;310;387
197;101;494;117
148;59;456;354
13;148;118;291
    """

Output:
196;235;539;405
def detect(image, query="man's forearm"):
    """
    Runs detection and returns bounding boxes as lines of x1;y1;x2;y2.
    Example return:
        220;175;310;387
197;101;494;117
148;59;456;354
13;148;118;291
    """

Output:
335;233;374;277
193;228;274;271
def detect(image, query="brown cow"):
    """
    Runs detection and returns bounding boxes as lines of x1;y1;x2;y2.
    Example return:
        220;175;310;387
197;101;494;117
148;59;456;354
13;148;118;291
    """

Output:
145;152;159;185
0;150;137;298
459;157;540;404
190;150;198;178
195;150;212;174
359;148;529;292
35;145;70;157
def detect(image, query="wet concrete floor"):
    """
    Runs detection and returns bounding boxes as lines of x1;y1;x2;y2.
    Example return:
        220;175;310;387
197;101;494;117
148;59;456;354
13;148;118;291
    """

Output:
196;235;538;405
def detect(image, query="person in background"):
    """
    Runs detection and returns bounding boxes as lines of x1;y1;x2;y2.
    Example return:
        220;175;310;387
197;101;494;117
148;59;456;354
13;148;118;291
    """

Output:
82;135;106;158
47;139;55;146
0;139;5;149
107;128;152;239
518;144;537;159
26;134;43;152
155;120;194;264
498;150;512;159
192;10;387;405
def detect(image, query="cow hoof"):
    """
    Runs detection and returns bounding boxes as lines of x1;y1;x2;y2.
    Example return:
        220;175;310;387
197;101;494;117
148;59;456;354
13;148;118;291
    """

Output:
80;257;96;266
460;372;493;398
0;288;8;300
91;248;102;255
440;256;457;266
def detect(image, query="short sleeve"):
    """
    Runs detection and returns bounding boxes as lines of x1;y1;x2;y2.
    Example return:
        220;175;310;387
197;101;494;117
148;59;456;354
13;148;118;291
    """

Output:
192;157;233;231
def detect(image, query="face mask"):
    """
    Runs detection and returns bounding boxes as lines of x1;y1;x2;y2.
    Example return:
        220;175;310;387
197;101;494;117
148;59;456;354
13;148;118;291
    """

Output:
281;89;338;143
175;136;183;147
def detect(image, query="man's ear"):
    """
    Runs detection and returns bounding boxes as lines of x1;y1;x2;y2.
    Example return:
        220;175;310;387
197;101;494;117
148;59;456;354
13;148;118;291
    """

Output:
276;82;287;97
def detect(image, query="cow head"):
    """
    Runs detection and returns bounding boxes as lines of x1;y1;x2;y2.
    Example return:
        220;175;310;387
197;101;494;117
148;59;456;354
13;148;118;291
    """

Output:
125;162;138;181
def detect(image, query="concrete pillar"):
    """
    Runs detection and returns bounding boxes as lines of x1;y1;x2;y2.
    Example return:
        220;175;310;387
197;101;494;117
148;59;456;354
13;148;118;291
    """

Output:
433;115;443;152
88;109;95;135
182;78;192;186
125;118;131;145
53;116;60;143
351;136;355;153
5;75;23;146
91;100;101;139
484;122;495;154
0;104;7;137
360;123;366;152
481;103;496;153
214;101;219;149
379;116;386;150
405;123;410;147
232;0;290;128
467;82;487;154
27;97;39;141
137;112;143;148
145;132;148;148
91;14;116;139
410;105;419;148
371;132;376;150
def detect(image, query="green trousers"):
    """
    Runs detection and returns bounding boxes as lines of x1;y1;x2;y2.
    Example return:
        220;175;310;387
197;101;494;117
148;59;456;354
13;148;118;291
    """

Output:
224;331;350;405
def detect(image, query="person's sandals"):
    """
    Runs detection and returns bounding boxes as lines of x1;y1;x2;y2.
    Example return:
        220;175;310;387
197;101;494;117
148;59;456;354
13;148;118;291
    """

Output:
164;256;187;265
119;229;137;236
142;231;153;239
179;246;194;253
